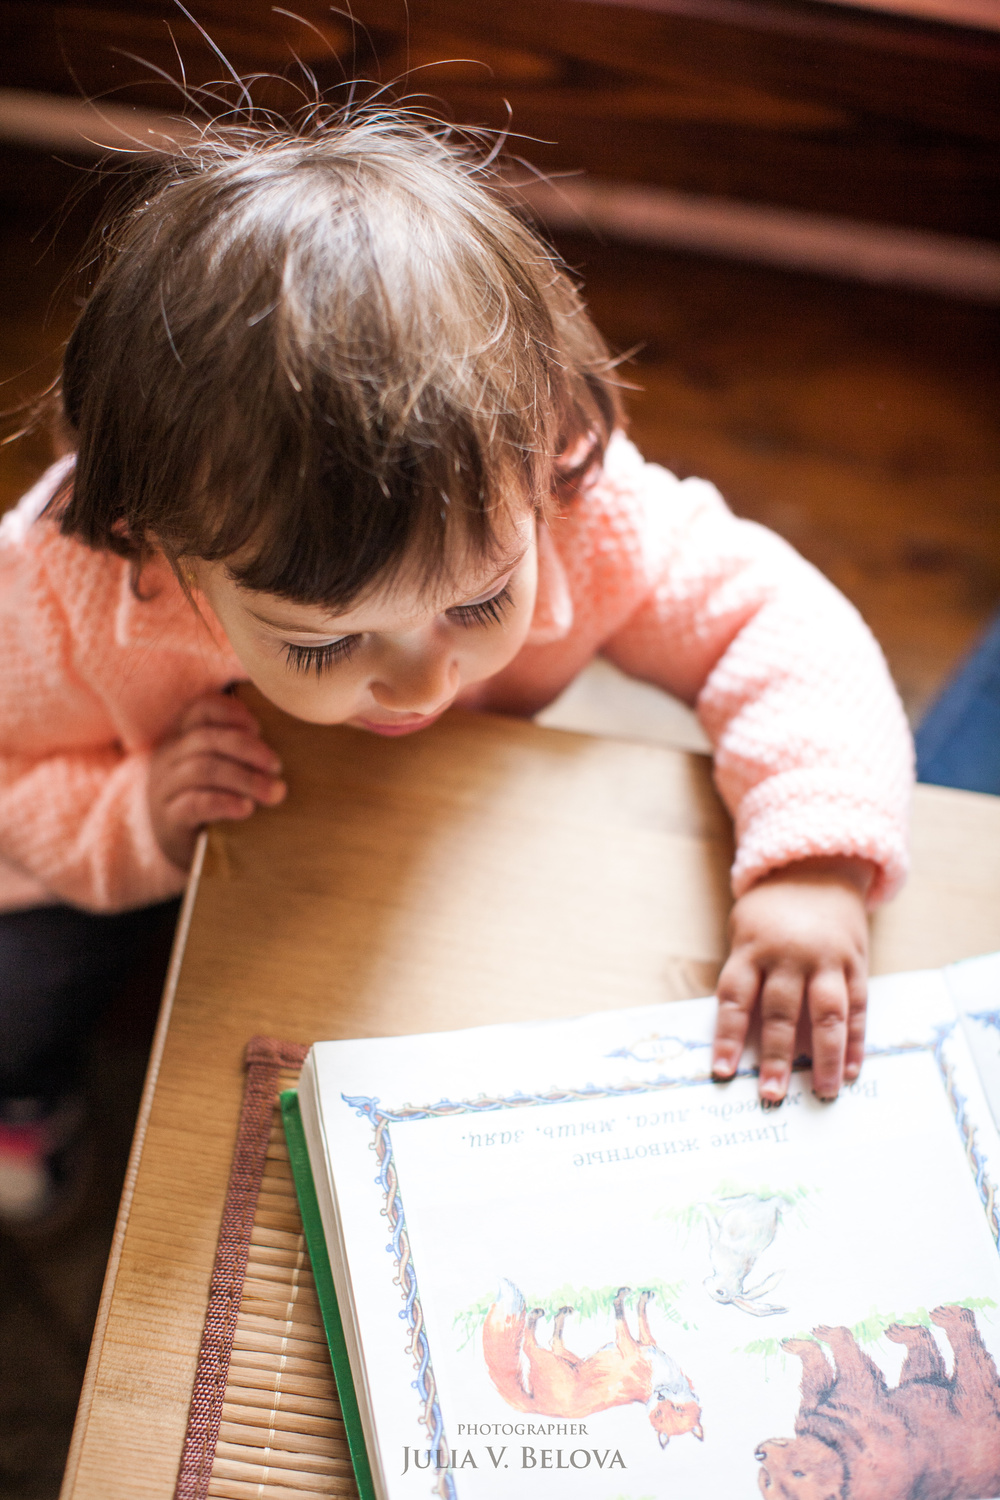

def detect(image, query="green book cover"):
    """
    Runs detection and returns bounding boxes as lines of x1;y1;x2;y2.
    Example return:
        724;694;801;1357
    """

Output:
281;1088;377;1500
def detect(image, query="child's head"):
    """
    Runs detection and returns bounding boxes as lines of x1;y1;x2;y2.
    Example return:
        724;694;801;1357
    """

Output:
56;109;621;727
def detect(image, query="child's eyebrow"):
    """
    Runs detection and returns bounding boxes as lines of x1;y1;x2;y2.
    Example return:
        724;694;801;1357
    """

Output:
456;548;527;601
245;610;350;635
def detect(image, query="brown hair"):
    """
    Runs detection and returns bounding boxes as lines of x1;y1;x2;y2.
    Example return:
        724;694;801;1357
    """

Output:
56;109;622;608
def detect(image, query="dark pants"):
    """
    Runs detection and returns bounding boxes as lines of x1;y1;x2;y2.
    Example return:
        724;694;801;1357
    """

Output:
916;611;1000;795
0;899;180;1107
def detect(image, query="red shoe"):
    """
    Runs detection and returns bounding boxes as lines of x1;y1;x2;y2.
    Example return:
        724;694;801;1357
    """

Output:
0;1096;88;1228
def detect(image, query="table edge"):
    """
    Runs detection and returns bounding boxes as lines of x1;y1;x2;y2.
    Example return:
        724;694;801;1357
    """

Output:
59;831;209;1500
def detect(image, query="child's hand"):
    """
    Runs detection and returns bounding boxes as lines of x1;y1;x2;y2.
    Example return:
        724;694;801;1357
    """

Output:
148;691;286;870
711;857;872;1104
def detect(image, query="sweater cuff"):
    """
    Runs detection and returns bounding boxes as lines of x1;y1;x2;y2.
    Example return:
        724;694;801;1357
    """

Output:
112;747;190;900
85;748;188;912
729;769;910;907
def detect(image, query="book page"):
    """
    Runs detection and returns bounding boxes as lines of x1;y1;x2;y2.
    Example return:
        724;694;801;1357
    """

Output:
308;965;1000;1500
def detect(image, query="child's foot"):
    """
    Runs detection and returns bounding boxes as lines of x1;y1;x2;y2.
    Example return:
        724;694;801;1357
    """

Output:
0;1095;89;1230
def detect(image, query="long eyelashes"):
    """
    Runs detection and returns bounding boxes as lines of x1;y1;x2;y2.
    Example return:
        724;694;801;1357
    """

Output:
284;636;360;675
448;584;513;627
282;584;513;675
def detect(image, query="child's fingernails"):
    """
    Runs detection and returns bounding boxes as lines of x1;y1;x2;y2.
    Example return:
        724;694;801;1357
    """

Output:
812;1089;838;1103
844;1064;860;1080
711;1054;736;1080
759;1070;787;1103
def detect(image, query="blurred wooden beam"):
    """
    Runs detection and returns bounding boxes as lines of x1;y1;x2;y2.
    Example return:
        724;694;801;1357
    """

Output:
578;0;1000;46
518;174;1000;301
1;0;998;239
813;0;1000;28
1;85;997;302
0;88;198;155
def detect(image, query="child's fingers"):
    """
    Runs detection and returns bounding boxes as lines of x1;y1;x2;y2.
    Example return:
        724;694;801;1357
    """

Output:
712;954;762;1079
806;968;849;1101
174;724;282;777
844;962;869;1083
167;788;257;829
165;750;286;808
757;968;807;1103
178;690;260;737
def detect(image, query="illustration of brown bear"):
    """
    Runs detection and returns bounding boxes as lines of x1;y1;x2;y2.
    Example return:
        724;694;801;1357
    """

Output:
755;1305;1000;1499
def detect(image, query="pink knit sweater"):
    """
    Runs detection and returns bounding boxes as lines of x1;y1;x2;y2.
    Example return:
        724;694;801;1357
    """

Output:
0;436;912;914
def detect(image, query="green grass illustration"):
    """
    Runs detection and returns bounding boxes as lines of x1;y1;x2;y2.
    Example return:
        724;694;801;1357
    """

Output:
658;1181;815;1238
739;1296;997;1375
454;1280;694;1351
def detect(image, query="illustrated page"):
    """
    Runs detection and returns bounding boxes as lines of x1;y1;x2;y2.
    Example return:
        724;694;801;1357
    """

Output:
311;965;1000;1500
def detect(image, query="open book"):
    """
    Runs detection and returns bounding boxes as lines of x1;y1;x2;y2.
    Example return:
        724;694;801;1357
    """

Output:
282;954;1000;1500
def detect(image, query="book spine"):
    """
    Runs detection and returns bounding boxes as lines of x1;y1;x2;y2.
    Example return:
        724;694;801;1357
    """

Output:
280;1088;378;1500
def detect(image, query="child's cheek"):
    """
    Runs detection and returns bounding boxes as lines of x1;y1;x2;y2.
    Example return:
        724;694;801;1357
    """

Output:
247;663;363;726
465;591;536;685
224;631;364;726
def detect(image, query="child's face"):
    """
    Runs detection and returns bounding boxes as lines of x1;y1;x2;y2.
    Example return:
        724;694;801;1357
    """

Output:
191;515;538;733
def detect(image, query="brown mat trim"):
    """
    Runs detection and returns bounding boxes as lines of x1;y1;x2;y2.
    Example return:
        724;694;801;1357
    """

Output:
175;1036;309;1500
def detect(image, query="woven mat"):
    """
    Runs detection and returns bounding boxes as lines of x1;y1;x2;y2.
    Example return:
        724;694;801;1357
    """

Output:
174;1038;360;1500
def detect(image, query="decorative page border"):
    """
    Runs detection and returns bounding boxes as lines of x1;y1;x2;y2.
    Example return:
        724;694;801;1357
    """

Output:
966;1012;1000;1033
343;1028;998;1498
931;1022;1000;1244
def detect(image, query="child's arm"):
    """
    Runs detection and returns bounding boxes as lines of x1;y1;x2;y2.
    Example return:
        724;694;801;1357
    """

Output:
590;442;912;1097
0;470;283;909
0;742;190;911
0;690;285;910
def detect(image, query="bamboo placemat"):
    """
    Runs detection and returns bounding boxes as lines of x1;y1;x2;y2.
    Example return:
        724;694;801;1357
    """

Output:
175;1038;359;1500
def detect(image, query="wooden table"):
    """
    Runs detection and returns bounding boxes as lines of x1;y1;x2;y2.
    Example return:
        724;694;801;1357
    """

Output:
59;701;1000;1499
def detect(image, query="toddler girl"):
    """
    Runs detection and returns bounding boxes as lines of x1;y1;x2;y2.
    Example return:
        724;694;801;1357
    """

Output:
0;111;912;1221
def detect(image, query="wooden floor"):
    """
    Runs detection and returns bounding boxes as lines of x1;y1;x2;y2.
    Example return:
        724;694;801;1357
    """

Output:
0;142;998;1498
558;232;1000;720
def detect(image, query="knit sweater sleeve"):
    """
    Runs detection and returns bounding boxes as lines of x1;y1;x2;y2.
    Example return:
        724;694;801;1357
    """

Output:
597;456;913;904
0;747;186;912
0;505;186;913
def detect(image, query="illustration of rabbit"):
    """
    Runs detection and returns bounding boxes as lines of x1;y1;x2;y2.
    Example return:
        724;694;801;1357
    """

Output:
702;1194;787;1316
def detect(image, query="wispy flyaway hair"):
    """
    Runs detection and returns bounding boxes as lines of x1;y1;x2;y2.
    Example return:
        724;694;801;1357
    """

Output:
57;108;622;606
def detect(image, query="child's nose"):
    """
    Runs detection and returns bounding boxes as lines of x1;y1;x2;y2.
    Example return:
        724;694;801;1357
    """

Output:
370;642;460;716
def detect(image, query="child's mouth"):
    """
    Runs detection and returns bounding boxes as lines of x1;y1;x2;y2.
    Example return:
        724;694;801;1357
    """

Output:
352;708;449;737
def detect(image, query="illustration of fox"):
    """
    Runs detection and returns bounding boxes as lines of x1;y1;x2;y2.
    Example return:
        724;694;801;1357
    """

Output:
482;1280;704;1448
